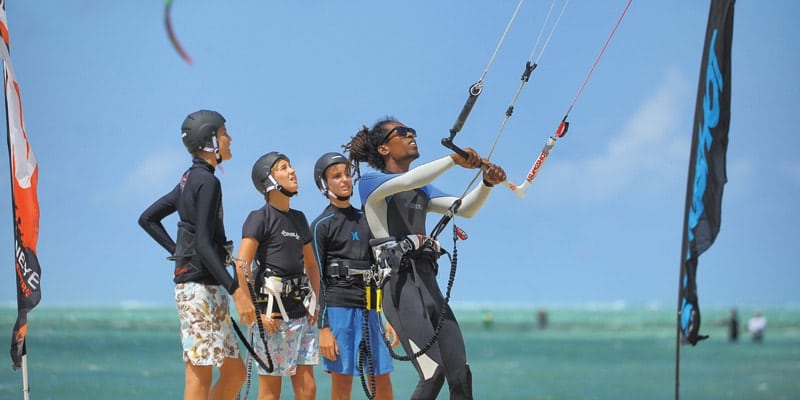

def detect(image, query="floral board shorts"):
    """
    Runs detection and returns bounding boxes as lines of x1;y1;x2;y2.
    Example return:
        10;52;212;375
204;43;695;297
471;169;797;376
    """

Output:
174;282;241;367
250;317;319;376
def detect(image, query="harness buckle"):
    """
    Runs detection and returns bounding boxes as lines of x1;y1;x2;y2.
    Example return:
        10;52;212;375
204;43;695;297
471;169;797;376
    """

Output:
327;260;375;281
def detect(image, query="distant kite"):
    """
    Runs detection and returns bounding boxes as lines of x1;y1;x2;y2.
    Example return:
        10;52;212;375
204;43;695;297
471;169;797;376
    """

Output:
164;0;193;65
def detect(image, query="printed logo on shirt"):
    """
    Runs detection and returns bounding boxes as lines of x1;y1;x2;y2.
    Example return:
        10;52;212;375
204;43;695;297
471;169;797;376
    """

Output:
406;201;424;210
281;230;301;240
179;171;190;190
351;231;360;241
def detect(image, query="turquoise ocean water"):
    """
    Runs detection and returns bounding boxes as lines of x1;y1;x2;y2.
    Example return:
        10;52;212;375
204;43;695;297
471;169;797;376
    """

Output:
0;305;798;399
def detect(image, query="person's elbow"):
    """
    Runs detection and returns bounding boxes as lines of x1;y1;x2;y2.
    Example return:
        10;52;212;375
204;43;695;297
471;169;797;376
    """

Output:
457;209;479;219
137;213;151;230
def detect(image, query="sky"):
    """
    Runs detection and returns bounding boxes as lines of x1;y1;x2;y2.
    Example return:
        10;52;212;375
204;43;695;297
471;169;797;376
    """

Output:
0;1;798;310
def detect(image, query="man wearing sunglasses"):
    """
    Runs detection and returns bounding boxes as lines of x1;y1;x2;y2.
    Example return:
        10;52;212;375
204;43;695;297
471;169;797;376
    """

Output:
343;117;506;400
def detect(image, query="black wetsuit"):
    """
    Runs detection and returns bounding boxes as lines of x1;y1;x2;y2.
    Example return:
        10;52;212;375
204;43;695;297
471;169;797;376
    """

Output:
358;156;495;400
241;203;311;319
138;157;238;294
309;204;374;327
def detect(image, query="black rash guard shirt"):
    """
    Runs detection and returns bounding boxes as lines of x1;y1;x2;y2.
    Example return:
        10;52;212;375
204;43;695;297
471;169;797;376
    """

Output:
242;204;311;319
138;157;238;294
310;204;374;328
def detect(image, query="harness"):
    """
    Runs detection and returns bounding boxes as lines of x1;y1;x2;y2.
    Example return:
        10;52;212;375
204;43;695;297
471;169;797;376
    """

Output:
255;268;316;321
326;258;374;280
370;230;462;363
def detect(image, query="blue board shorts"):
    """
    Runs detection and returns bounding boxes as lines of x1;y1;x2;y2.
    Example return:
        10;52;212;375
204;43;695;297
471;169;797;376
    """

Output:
324;307;393;376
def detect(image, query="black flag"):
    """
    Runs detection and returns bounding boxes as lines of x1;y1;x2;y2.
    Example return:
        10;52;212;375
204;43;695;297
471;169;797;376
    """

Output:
678;0;735;346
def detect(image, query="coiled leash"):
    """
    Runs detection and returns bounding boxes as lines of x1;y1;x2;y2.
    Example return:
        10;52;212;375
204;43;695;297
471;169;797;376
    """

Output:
357;285;378;399
233;260;274;400
373;224;467;362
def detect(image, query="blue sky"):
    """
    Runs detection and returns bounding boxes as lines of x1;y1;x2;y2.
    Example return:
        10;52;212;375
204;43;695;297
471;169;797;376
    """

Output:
1;1;798;310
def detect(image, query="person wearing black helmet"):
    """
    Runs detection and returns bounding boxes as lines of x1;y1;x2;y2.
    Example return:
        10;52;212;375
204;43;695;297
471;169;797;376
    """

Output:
343;117;506;400
138;109;254;400
309;152;399;400
233;151;321;400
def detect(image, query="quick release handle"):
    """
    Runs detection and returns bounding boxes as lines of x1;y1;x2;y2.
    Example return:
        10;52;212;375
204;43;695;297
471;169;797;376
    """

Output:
430;198;462;240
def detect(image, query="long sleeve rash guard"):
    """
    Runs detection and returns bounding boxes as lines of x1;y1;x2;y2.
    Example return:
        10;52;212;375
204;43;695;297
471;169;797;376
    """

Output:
138;157;238;294
358;155;493;239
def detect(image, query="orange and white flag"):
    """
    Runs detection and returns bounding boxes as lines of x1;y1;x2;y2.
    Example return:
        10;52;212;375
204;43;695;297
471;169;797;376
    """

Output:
1;1;43;370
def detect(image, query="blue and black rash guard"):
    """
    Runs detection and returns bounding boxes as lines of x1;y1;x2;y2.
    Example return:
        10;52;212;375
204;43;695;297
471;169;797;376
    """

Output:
242;204;312;320
310;204;373;328
358;156;493;239
138;157;238;294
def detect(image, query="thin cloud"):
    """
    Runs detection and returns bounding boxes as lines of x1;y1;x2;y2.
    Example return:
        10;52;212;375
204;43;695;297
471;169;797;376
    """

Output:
115;149;185;203
544;67;693;203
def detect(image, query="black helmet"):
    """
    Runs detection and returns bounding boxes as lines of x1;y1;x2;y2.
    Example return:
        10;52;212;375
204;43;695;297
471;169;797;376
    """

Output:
251;152;296;197
181;110;226;160
313;152;348;196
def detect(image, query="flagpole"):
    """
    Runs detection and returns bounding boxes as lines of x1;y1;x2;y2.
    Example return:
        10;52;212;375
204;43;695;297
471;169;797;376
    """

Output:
21;353;30;400
674;262;686;400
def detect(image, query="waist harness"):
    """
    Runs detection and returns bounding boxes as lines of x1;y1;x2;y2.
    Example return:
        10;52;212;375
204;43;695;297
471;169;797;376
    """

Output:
256;268;316;321
326;258;375;280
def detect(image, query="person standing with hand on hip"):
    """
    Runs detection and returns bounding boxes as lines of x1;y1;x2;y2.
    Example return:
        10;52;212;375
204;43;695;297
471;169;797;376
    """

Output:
138;109;255;400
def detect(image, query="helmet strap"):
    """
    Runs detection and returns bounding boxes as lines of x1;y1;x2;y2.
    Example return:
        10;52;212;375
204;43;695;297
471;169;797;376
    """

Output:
326;190;350;202
212;136;222;164
318;179;350;201
201;136;221;164
266;175;297;197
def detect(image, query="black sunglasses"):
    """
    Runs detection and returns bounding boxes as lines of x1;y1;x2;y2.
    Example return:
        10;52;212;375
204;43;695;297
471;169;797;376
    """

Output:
382;126;417;144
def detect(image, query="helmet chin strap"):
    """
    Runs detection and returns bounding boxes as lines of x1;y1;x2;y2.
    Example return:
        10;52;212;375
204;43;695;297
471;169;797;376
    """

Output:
266;175;297;197
326;190;350;202
319;179;350;201
202;136;222;164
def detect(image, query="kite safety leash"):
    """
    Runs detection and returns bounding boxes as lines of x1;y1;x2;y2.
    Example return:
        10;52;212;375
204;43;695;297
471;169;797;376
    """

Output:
509;0;633;198
231;258;275;372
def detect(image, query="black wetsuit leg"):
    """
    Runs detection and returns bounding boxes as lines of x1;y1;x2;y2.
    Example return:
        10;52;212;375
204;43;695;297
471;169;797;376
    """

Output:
382;257;472;400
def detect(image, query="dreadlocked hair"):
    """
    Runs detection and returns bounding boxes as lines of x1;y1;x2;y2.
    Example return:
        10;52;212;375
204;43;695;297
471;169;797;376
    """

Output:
342;117;398;181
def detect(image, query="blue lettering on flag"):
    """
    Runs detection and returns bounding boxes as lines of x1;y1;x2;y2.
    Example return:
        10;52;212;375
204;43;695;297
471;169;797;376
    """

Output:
686;29;722;250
